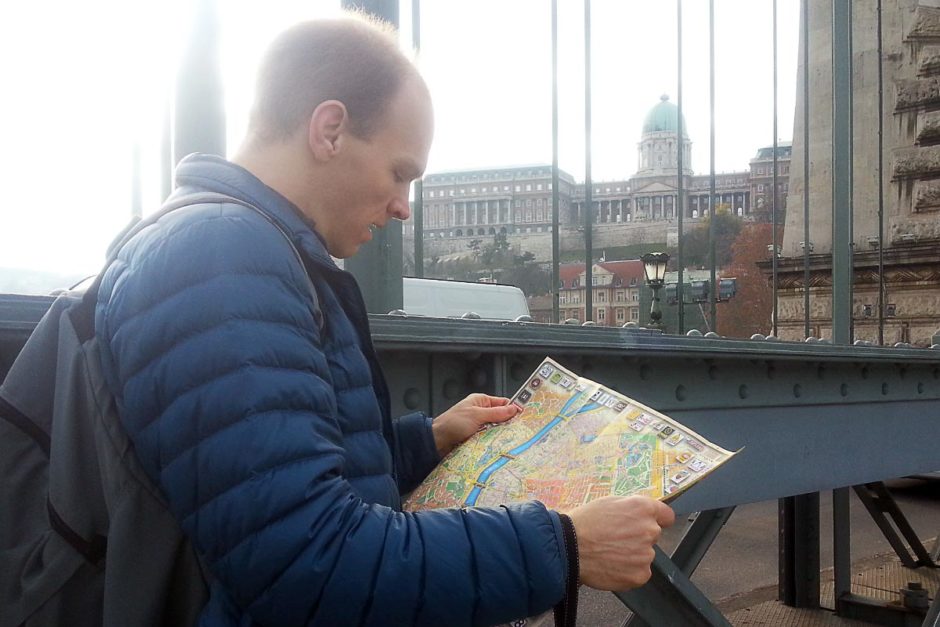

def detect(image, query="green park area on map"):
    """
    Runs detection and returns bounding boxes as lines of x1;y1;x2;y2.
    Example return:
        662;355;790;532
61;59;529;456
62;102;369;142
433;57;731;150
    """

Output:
404;357;736;513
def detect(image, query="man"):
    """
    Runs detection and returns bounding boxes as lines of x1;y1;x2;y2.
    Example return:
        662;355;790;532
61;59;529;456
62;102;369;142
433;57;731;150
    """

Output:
95;14;675;626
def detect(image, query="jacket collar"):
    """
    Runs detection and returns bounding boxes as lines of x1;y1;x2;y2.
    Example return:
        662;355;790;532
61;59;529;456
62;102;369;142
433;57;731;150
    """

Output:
172;153;339;270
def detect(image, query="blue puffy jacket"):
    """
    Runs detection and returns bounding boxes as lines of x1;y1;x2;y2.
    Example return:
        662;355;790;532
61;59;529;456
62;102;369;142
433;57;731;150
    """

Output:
95;154;567;626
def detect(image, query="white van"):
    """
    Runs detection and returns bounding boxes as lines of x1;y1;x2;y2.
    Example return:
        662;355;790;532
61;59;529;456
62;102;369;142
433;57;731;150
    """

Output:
402;277;530;321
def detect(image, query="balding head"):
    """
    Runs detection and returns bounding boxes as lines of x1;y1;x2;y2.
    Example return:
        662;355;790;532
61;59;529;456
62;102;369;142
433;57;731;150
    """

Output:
248;13;422;143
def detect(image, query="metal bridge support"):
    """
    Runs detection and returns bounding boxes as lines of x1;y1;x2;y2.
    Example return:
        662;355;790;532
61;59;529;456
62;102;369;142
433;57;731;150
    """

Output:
778;492;821;608
620;507;735;627
832;482;938;625
853;482;936;569
924;591;940;627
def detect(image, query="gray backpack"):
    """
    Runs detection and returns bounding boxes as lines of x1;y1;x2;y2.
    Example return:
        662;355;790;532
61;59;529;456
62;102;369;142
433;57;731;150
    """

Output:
0;192;316;627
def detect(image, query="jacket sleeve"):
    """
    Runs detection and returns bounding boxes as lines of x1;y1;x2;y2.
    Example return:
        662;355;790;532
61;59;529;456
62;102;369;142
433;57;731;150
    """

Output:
95;206;567;627
392;411;440;494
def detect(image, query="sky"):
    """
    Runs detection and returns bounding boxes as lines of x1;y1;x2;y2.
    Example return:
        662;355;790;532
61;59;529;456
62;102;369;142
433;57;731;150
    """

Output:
0;0;799;282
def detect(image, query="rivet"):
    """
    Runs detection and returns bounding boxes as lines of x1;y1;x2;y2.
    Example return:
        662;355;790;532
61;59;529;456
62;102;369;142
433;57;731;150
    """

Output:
675;385;687;401
403;388;422;410
739;385;748;399
840;383;848;397
793;384;803;398
510;362;528;381
881;382;889;396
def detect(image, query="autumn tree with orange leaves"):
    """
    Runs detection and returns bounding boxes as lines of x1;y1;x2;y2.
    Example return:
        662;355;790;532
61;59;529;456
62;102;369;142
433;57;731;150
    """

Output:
717;223;781;339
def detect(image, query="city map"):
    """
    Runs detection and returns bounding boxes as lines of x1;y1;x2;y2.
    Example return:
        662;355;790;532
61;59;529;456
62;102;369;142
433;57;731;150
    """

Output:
404;357;736;512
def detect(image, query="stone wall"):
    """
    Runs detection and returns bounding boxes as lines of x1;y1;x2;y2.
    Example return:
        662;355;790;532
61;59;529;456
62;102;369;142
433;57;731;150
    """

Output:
407;220;678;263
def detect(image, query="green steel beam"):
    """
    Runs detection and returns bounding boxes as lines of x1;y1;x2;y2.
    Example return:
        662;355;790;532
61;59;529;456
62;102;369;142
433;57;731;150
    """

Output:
676;0;686;334
551;0;560;324
174;0;225;165
583;0;594;321
802;0;811;338
708;0;717;330
341;0;404;314
411;0;423;279
831;0;853;345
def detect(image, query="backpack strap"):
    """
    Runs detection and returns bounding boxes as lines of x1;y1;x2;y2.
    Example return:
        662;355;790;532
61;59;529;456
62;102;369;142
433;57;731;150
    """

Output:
0;395;50;455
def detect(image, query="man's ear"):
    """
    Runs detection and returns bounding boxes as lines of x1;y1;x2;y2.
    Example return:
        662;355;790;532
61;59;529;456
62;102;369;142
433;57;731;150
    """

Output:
308;100;348;161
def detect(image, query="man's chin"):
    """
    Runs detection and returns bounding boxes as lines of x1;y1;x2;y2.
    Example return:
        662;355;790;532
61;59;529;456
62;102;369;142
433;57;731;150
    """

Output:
332;243;360;259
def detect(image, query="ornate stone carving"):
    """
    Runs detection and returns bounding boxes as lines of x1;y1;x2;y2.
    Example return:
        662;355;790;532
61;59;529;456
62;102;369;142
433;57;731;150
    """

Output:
894;77;940;111
917;111;940;145
914;180;940;210
892;146;940;179
907;6;940;41
919;45;940;75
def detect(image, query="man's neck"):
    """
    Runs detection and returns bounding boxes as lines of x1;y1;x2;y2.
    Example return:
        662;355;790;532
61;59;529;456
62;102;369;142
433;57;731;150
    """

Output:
231;137;315;218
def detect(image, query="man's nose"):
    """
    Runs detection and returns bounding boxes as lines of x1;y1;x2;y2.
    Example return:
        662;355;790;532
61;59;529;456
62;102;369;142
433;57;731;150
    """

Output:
389;193;411;221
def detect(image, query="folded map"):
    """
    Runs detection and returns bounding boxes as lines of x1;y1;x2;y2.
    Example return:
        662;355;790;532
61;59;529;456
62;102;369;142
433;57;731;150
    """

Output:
404;357;736;512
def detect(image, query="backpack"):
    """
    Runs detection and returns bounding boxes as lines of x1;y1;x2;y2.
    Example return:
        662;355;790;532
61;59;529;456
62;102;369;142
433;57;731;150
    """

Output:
0;192;321;627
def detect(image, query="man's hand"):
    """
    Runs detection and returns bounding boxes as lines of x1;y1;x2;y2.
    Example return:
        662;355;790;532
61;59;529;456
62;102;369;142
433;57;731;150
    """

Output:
567;496;676;591
432;393;519;457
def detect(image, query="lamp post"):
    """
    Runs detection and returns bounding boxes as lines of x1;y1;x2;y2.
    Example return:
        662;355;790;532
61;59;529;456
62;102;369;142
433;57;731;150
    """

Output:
642;252;670;330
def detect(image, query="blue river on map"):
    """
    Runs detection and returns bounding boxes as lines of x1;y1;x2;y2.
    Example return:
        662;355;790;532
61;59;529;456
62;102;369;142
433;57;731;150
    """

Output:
464;389;603;505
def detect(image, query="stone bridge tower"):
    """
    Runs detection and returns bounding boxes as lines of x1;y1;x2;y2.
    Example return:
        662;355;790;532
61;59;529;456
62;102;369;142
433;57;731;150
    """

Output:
774;0;940;345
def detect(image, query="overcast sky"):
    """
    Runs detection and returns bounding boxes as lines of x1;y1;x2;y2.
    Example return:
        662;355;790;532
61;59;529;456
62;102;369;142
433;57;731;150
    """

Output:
0;0;799;279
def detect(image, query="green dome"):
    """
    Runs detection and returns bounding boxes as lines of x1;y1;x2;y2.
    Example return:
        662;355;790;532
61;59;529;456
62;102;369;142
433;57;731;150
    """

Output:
642;95;689;137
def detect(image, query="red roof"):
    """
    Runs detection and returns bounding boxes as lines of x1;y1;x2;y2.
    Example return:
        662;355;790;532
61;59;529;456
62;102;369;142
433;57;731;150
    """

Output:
558;259;645;289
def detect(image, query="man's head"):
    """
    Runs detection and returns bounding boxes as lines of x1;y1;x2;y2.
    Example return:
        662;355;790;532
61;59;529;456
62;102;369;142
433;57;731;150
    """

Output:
237;14;434;258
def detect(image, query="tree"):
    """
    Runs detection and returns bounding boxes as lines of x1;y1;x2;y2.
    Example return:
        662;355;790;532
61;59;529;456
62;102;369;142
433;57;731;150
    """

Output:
467;238;483;259
421;233;551;297
716;223;780;339
479;232;510;267
676;211;743;269
501;252;551;296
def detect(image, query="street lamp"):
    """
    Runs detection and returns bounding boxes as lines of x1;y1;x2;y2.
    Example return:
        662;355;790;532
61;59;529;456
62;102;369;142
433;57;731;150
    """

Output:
641;252;670;330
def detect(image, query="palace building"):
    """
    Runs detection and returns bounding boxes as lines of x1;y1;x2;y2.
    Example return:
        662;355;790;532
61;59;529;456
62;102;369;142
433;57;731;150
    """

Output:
407;95;790;263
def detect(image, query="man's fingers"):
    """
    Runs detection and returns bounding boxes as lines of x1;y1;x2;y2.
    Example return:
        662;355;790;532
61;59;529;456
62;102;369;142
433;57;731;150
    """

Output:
476;394;512;407
480;403;519;422
654;502;676;528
